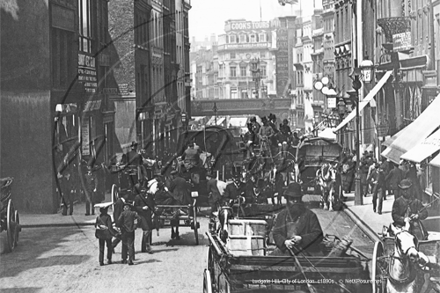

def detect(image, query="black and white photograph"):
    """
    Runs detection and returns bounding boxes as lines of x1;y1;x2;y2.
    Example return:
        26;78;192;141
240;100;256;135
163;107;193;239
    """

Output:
1;0;440;292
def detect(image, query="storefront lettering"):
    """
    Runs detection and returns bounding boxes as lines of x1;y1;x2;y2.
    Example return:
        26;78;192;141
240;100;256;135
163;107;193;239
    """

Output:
78;53;96;68
229;21;269;31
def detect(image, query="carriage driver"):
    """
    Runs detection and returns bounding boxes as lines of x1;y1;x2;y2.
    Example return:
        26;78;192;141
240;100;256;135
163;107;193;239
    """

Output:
391;179;428;240
271;182;324;256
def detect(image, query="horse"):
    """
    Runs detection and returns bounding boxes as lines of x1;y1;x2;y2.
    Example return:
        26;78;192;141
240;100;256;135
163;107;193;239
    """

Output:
316;163;338;211
386;223;433;293
217;205;234;243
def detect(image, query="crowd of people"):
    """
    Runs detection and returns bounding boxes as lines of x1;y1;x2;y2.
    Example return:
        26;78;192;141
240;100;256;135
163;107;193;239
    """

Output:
339;149;427;215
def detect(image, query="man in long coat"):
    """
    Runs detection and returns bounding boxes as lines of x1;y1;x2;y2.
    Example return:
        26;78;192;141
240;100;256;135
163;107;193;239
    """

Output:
133;184;154;253
271;182;324;256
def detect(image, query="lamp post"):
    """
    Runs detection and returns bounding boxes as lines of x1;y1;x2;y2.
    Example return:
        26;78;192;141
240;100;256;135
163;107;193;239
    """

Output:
314;76;337;126
213;102;218;125
349;73;363;205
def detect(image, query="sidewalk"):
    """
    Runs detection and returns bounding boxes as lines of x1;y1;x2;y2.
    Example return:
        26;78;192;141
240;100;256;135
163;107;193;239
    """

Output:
343;191;440;243
342;192;393;243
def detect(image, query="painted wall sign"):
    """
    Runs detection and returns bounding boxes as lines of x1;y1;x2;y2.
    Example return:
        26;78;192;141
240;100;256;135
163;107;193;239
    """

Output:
226;21;270;31
78;53;97;93
392;31;412;52
81;120;90;156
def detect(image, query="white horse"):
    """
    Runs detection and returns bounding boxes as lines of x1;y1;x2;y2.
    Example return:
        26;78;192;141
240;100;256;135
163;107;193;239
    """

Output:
386;223;434;293
316;163;338;211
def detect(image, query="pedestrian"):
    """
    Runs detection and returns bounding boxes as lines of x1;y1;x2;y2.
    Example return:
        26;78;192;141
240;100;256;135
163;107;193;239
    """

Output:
359;151;373;196
116;200;140;265
206;171;223;230
271;182;324;256
111;193;126;253
367;161;378;196
391;179;428;240
385;162;405;199
95;204;117;266
406;162;423;202
133;183;154;254
84;164;98;216
371;165;386;214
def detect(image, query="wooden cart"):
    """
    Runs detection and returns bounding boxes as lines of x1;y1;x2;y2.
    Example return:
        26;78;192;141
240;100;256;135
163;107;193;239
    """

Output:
204;220;371;293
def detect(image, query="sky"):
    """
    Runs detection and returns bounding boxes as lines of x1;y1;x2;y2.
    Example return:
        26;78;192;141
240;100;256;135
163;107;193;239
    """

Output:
188;0;317;42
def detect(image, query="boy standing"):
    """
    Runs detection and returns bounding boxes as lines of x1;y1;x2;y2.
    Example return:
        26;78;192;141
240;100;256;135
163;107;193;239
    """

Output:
95;204;117;266
117;201;140;265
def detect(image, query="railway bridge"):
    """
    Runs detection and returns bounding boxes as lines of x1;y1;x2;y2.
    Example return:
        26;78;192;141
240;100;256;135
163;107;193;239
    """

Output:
190;98;293;120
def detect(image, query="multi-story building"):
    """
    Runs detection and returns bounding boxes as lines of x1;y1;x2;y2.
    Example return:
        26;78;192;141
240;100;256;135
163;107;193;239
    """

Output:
1;0;115;213
108;0;153;154
216;19;278;100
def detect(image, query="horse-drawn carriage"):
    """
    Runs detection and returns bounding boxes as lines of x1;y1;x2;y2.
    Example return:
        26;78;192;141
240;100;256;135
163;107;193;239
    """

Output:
372;221;440;293
204;217;372;293
0;177;21;253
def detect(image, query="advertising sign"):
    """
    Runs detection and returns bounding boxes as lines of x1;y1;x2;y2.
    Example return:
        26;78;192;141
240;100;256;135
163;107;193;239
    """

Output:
392;31;412;52
78;53;97;93
81;120;90;156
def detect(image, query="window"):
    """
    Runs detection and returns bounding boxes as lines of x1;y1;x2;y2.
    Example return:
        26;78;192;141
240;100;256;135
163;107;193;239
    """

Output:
260;51;266;58
229;35;236;43
250;34;256;43
260;65;266;77
230;66;236;77
78;0;92;53
52;28;74;87
239;34;246;43
259;33;266;42
230;52;236;59
240;66;247;77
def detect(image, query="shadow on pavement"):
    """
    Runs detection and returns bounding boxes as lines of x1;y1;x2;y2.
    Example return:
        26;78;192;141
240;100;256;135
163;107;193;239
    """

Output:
165;231;209;247
1;288;42;293
0;226;91;279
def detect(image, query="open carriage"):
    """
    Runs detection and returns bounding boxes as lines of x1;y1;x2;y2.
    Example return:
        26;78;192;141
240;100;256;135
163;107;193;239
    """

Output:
204;220;371;293
0;177;21;253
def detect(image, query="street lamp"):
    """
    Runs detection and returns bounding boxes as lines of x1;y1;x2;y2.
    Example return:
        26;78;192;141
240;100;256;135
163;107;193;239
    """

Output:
348;72;362;205
213;102;218;125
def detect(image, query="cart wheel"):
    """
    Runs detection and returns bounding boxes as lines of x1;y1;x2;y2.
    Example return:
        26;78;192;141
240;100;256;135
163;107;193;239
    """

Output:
372;241;387;293
14;210;20;246
203;269;213;293
193;204;199;245
6;199;17;252
111;184;119;205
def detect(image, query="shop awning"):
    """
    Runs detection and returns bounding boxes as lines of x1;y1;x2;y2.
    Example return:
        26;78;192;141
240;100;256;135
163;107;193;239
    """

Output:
229;117;248;127
429;153;440;167
382;94;440;164
401;128;440;163
334;71;393;133
216;117;225;125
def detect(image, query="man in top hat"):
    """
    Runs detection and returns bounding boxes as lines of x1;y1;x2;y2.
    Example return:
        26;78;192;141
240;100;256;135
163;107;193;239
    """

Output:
133;184;154;253
271;182;324;256
392;179;428;240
